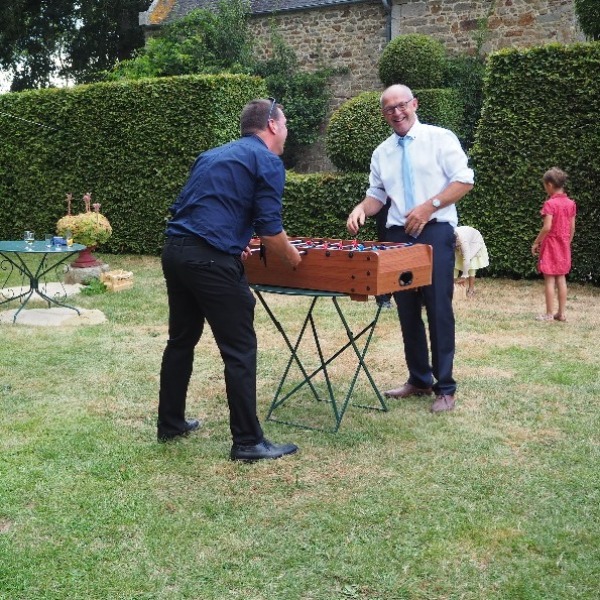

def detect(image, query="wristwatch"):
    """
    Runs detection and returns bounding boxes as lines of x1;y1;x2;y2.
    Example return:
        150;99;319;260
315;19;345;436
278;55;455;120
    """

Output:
431;198;442;209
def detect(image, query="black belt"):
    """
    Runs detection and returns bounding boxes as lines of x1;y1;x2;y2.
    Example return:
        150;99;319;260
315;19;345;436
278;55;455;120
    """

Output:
165;235;213;247
389;218;440;230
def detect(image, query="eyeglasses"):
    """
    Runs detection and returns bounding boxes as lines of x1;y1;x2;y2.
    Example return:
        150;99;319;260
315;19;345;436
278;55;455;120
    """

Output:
382;98;414;115
266;97;277;124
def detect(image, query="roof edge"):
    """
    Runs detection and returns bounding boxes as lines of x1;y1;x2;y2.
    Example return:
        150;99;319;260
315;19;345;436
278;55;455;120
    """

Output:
253;0;373;16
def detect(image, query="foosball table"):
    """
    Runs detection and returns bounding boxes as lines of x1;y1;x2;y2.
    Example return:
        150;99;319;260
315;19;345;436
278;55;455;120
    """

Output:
244;237;433;301
245;237;434;432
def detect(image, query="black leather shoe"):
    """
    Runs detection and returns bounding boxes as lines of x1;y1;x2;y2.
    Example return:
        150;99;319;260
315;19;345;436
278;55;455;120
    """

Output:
157;419;201;442
230;438;298;462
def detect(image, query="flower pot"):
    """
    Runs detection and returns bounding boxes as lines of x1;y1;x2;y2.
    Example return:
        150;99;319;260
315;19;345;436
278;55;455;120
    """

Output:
70;246;104;268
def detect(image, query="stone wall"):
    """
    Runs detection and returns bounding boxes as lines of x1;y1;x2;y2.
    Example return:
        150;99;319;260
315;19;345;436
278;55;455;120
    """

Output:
392;0;584;55
252;0;584;172
251;2;388;103
250;2;388;172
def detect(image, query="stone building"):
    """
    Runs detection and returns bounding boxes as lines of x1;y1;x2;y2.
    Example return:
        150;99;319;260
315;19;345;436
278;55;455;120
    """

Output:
139;0;584;171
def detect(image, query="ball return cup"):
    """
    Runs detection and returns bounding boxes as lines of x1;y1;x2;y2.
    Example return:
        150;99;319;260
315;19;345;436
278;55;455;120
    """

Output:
245;237;433;432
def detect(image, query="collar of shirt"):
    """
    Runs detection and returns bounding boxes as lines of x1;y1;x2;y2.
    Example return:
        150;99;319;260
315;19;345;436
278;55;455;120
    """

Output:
366;119;473;228
394;119;420;143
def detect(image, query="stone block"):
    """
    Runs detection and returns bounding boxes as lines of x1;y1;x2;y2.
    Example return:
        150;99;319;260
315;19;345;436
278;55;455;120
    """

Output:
63;263;110;284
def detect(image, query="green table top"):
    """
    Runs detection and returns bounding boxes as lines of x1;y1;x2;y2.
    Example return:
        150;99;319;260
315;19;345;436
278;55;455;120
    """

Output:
0;240;86;253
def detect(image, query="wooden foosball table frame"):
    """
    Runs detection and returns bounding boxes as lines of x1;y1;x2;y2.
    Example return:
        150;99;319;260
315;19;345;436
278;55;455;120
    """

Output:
246;237;433;432
244;237;433;301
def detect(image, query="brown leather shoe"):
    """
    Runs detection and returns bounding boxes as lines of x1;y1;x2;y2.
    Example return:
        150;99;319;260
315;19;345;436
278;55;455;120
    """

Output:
430;394;456;413
384;383;433;398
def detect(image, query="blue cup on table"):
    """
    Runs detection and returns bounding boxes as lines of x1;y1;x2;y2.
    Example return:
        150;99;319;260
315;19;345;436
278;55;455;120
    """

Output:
52;236;66;250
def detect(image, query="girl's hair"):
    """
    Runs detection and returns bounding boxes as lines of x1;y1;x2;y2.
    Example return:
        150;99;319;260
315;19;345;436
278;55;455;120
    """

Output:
542;167;568;189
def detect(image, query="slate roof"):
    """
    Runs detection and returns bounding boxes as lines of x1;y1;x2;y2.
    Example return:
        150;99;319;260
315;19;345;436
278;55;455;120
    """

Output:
141;0;372;26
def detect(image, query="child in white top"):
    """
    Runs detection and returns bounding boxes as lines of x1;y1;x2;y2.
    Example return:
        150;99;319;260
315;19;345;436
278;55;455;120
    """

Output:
454;226;489;297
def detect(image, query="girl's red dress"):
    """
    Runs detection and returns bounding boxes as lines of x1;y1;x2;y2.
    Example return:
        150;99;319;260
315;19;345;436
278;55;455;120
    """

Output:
538;192;577;276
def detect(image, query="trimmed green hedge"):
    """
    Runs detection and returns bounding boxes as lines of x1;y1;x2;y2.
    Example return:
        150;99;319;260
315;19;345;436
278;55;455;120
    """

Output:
326;88;463;172
0;74;267;254
461;43;600;284
325;92;388;173
283;172;372;240
378;34;446;89
415;89;463;141
2;43;599;284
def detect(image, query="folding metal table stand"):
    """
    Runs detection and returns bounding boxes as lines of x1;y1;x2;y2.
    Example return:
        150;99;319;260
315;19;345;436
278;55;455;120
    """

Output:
251;284;388;432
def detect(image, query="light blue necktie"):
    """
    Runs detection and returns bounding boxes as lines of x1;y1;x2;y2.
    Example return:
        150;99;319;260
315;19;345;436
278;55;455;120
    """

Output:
398;136;415;211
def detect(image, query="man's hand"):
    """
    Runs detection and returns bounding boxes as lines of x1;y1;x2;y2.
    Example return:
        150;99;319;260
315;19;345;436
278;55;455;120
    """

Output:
347;206;366;236
283;245;302;268
405;203;435;237
347;197;383;235
241;246;251;261
260;231;302;269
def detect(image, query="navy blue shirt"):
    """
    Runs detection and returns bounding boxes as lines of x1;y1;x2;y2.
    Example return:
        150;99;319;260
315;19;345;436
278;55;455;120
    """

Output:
166;135;285;255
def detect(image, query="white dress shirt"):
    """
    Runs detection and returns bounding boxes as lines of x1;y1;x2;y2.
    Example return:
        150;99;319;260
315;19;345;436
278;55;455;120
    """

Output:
366;119;474;228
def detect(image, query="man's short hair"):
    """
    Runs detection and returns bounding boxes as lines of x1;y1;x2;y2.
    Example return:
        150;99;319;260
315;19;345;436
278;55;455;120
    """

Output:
240;99;282;136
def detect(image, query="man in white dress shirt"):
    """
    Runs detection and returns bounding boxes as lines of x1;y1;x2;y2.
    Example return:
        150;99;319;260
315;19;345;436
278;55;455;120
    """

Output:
347;84;474;412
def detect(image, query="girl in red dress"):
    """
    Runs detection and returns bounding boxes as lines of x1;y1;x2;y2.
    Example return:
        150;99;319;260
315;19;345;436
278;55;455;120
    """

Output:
531;167;577;322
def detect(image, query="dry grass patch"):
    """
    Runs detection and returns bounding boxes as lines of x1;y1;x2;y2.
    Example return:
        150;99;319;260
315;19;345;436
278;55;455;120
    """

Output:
2;257;600;600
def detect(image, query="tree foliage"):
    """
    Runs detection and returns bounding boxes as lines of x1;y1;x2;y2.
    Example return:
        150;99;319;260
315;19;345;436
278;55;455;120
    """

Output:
106;0;331;167
106;3;254;80
0;0;149;91
574;0;600;40
252;29;332;166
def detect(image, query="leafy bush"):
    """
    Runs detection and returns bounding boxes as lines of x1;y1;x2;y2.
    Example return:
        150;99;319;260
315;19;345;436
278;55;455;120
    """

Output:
575;0;600;40
56;212;112;247
254;30;332;168
106;3;254;80
326;89;463;172
0;74;268;254
462;43;600;283
414;89;463;139
106;3;332;169
325;92;389;173
378;34;446;88
283;172;373;239
443;54;486;150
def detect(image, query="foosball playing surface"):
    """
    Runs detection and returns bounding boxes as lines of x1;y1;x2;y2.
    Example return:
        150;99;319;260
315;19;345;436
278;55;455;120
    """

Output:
244;237;433;300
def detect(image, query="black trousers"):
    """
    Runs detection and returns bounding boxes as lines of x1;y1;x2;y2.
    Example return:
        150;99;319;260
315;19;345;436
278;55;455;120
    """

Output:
158;236;264;445
386;221;456;396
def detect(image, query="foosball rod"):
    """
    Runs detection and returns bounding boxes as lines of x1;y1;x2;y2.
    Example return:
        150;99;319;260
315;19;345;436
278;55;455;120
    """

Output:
249;248;308;255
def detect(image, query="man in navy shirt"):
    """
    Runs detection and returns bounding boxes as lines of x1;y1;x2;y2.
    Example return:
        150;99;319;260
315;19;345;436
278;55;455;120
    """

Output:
157;98;302;461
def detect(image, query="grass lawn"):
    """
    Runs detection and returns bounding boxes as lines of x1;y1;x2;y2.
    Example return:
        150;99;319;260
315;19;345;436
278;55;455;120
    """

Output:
1;254;599;599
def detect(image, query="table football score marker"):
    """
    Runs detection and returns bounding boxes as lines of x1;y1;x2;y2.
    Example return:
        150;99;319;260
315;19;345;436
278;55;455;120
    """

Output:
244;237;433;301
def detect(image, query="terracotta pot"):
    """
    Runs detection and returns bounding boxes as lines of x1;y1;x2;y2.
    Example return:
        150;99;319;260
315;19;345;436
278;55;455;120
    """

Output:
70;246;104;268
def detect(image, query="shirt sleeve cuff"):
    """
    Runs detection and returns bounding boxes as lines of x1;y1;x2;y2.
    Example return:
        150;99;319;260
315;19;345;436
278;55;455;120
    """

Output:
366;187;387;203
